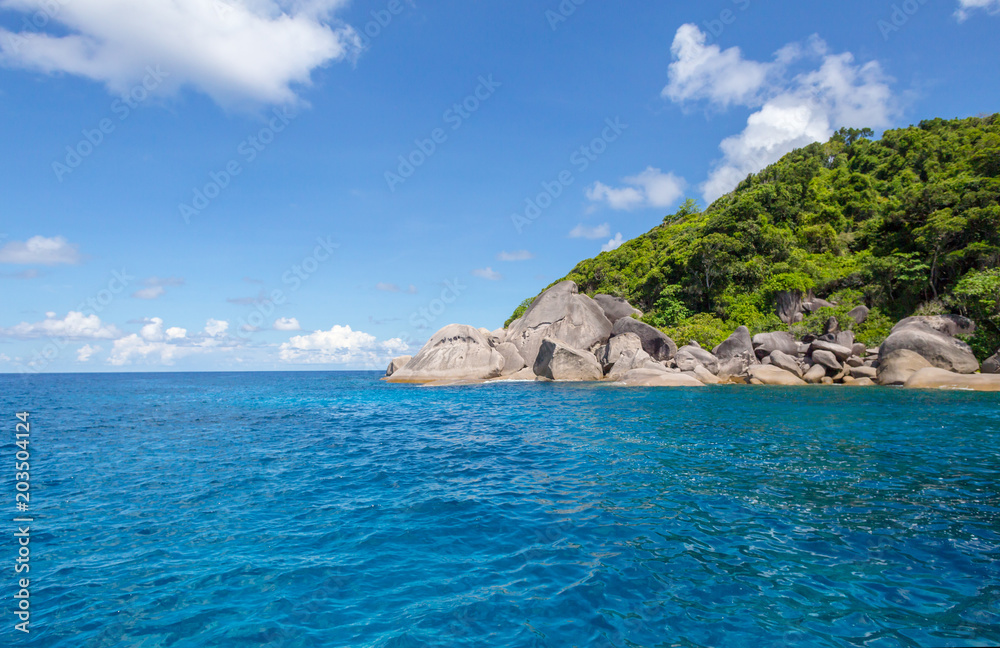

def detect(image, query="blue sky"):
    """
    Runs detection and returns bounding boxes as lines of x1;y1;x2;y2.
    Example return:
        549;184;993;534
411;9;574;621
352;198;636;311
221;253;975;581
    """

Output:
0;0;998;372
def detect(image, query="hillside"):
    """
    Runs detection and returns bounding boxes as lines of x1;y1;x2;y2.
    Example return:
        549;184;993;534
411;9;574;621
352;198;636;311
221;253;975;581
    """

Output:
508;115;1000;359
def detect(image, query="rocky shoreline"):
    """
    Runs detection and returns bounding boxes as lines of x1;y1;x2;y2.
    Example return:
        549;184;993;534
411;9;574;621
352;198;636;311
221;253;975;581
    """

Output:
384;281;1000;391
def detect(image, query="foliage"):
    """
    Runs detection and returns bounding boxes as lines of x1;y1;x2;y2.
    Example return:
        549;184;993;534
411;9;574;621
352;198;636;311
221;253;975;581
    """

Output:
504;298;532;328
507;114;1000;345
950;268;1000;359
664;313;731;351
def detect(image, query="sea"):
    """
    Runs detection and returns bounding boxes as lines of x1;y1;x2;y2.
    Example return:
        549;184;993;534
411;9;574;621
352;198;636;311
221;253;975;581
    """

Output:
1;372;998;648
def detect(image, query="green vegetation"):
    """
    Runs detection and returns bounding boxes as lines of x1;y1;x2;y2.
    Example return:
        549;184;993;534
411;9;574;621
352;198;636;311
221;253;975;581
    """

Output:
511;116;1000;357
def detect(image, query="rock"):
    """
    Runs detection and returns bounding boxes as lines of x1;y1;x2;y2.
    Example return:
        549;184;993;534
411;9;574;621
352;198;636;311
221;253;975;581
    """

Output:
821;377;834;385
848;365;877;380
768;350;803;377
748;365;807;386
846;356;864;367
692;365;721;384
495;367;537;381
775;290;804;324
852;343;867;357
842;375;856;385
618;368;705;387
879;321;979;374
490;328;507;345
852;377;875;386
761;355;772;365
848;305;870;324
752;331;799;359
496;342;527;376
803;363;827;384
607;346;655;381
892;315;975;337
384;355;412;377
810;340;853;362
507;281;613;368
597;332;643;372
533;338;604;381
688;340;701;348
713;326;758;378
388;324;504;383
593;294;642;322
674;345;720;374
834;331;855;349
866;348;880;356
823;316;840;335
811;349;842;372
876;349;933;386
611;318;677;362
803;298;836;313
904;368;1000;392
983;352;1000;374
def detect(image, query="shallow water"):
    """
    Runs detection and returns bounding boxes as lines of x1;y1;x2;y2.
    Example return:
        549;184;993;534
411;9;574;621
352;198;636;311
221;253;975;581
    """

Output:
2;372;999;647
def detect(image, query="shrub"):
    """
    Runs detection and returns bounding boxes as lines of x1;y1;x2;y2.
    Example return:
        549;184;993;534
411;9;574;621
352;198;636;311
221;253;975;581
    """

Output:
665;313;731;350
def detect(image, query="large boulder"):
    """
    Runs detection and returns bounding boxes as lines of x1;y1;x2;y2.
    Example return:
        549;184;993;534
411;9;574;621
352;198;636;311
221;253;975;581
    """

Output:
713;326;758;378
802;297;835;313
607;347;657;381
384;355;412;377
848;305;870;324
593;294;642;322
387;325;504;383
752;331;799;359
876;349;933;386
803;363;827;384
675;345;720;374
904;367;1000;392
879;319;979;374
691;365;721;385
597;332;644;372
775;291;804;324
533;338;603;381
748;365;807;386
496;342;527;376
892;315;975;337
810;340;853;362
618;368;704;387
768;350;803;377
811;350;841;372
506;281;613;368
611;318;677;362
983;352;1000;374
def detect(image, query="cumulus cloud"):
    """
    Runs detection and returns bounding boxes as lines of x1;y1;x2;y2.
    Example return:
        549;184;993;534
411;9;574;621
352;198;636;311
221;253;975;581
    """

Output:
76;343;100;362
109;334;188;366
0;311;119;339
0;235;81;265
663;25;897;203
279;324;400;365
0;0;360;107
472;267;502;281
273;317;301;331
204;319;229;337
108;317;230;366
956;0;1000;20
601;233;625;252
497;250;534;262
569;223;611;240
586;167;686;211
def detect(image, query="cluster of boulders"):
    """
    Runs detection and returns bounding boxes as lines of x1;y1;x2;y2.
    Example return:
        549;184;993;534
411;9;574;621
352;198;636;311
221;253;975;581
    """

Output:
384;281;1000;391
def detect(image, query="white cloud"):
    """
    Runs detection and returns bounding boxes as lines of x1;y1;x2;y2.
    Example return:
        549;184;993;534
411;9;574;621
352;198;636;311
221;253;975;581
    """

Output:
76;344;100;362
0;353;10;362
601;233;624;252
0;235;81;265
0;0;360;107
0;311;119;339
663;23;771;108
274;317;301;331
569;223;611;240
108;334;187;366
956;0;1000;20
497;250;534;262
204;319;229;337
376;282;401;292
587;167;686;211
472;267;502;281
279;324;390;365
166;326;187;340
381;337;409;355
132;286;164;300
663;25;897;203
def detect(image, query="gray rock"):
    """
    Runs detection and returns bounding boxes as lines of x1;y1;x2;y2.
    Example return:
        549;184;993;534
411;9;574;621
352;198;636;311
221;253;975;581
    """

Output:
507;281;613;368
811;349;842;372
384;355;412;377
618;368;705;387
823;316;840;335
593;294;642;322
879;321;979;374
752;331;799;359
533;338;604;381
810;340;853;362
597;332;643;372
892;315;975;337
490;328;507;345
674;345;720;374
388;324;504;383
749;365;807;386
846;356;864;368
803;363;827;383
848;305;870;324
768;350;803;377
904;367;1000;392
848;365;878;380
713;326;758;378
834;331;855;349
611;318;677;362
692;365;721;384
607;346;655;381
496;342;527;376
775;290;804;324
803;298;835;313
876;349;933;386
852;343;867;357
983;352;1000;374
495;367;538;381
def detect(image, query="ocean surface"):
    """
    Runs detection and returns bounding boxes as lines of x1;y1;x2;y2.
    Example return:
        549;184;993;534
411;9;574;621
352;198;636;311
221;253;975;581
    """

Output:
1;372;999;648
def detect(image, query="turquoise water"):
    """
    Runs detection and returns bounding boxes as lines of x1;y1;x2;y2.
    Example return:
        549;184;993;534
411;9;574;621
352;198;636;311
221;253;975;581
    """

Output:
2;372;999;647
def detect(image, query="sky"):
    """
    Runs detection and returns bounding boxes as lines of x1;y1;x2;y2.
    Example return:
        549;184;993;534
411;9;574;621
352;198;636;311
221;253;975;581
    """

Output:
0;0;998;373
